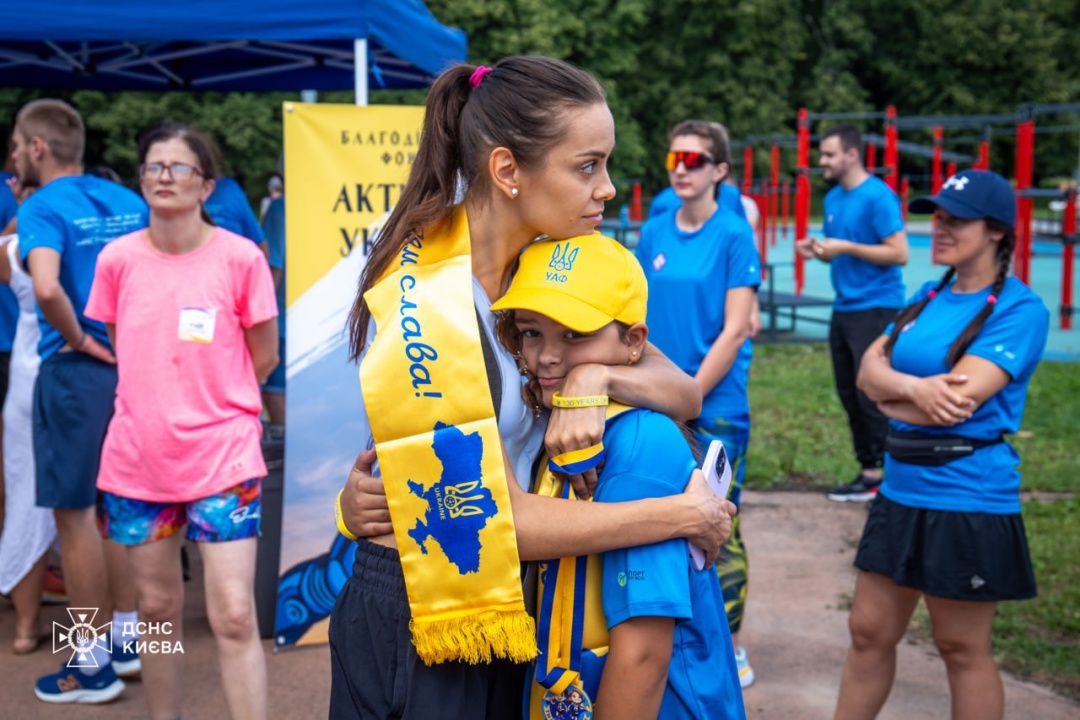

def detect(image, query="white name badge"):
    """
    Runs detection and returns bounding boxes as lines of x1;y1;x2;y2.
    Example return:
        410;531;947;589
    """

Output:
178;307;217;344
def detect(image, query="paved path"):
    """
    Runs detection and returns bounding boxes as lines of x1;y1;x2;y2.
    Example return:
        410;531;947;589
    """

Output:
738;491;1079;719
0;491;1076;719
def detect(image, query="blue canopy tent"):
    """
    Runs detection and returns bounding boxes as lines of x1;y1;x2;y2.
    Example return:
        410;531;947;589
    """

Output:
0;0;466;101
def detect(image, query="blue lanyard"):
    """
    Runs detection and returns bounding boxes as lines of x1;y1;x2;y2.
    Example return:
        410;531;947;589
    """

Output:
534;481;590;691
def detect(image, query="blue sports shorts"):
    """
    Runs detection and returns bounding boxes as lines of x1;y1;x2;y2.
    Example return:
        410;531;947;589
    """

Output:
33;352;117;509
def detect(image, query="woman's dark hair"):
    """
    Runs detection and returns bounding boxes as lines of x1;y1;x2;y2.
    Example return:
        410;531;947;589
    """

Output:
347;56;607;359
136;122;220;225
883;218;1015;367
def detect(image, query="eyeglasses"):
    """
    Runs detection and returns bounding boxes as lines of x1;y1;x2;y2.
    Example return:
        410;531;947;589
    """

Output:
140;162;202;180
665;150;717;172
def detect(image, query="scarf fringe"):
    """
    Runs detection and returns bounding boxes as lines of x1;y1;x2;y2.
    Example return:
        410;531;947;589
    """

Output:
411;609;538;665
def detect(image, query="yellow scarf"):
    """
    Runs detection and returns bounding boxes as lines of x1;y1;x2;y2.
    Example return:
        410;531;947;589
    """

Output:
359;205;536;665
529;403;633;716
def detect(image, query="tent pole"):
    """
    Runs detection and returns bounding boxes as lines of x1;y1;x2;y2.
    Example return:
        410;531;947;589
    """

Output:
354;38;368;106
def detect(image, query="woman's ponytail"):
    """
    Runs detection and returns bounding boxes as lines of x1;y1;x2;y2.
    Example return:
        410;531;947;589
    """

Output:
348;65;475;357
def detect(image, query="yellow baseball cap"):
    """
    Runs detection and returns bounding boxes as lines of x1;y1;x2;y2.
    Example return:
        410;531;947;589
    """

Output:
491;234;647;332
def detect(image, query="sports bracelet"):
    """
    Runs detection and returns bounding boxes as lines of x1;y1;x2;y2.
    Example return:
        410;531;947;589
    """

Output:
551;392;609;409
335;489;359;541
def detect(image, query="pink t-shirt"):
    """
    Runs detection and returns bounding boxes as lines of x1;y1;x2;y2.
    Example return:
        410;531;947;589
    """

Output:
86;228;277;502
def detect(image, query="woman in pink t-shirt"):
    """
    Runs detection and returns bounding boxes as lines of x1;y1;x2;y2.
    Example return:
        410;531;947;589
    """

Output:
86;124;278;720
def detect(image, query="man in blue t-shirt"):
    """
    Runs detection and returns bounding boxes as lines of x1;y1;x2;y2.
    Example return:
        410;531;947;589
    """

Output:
204;175;266;251
796;125;908;502
13;99;147;704
260;194;285;432
0;169;20;411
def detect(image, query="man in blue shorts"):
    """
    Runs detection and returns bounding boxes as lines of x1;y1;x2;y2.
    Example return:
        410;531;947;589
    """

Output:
13;99;148;704
796;125;908;502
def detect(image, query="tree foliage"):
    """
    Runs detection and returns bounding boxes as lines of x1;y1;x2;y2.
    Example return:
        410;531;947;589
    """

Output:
2;0;1079;201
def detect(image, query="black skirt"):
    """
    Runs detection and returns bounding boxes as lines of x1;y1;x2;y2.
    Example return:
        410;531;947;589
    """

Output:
854;492;1037;602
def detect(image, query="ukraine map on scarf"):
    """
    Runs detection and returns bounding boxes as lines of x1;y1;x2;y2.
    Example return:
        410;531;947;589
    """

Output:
406;421;497;573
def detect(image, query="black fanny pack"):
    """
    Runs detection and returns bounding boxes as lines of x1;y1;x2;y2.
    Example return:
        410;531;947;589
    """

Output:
886;431;1005;467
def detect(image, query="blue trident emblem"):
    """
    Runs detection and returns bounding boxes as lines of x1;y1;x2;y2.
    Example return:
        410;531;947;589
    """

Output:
548;242;579;273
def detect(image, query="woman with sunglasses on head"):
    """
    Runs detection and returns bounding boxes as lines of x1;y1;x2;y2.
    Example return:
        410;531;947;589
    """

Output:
635;119;761;689
331;58;736;720
85;123;278;720
834;170;1049;720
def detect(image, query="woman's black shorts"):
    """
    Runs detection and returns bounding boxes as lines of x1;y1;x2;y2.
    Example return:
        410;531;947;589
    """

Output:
328;539;527;720
854;492;1036;602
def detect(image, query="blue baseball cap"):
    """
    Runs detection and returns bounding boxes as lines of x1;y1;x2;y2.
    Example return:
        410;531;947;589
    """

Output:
908;169;1016;227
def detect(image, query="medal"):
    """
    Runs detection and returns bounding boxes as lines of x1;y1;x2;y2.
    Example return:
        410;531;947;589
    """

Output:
542;683;593;720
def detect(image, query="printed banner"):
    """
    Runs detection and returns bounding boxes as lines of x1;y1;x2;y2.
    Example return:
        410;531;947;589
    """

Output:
274;103;424;647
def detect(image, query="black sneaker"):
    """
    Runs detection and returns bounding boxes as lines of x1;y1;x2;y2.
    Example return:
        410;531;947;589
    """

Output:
826;474;881;502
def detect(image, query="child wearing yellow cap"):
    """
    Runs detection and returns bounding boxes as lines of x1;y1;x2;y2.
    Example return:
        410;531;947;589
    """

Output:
492;234;746;720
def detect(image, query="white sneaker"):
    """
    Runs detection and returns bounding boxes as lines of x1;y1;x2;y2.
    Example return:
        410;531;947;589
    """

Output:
735;645;755;689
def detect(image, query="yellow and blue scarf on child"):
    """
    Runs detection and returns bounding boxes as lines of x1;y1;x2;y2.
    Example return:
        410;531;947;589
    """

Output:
529;403;633;720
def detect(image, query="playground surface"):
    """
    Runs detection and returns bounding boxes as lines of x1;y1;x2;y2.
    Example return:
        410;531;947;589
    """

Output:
1;490;1077;719
759;221;1080;360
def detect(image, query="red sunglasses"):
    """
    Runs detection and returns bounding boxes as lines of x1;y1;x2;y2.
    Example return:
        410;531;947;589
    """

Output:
665;150;717;172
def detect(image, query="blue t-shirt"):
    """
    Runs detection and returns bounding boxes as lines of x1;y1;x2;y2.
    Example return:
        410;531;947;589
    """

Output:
882;277;1048;514
18;175;148;359
647;184;747;222
822;175;905;312
596;410;745;719
0;171;20;352
205;177;265;244
262;195;286;335
636;208;761;424
0;171;16;229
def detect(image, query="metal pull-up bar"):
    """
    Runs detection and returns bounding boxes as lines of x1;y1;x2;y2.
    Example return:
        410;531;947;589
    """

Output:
1015;116;1036;285
1063;190;1076;331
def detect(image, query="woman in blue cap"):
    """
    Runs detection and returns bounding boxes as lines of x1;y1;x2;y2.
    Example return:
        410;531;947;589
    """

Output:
833;169;1049;720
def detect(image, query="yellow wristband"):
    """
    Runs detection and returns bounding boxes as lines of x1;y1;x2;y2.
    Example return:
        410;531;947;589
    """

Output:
551;392;609;409
335;490;359;541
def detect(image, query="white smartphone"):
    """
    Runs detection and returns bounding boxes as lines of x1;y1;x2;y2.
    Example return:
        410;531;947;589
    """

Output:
689;440;733;571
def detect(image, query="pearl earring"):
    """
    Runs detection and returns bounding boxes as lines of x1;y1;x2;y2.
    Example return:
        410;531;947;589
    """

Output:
511;188;518;198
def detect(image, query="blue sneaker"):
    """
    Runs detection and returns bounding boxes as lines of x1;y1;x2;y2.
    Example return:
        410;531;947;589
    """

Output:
111;638;142;678
35;662;125;704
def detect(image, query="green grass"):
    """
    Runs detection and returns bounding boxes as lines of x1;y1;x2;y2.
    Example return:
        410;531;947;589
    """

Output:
745;343;853;489
746;343;1080;493
746;343;1080;696
1009;361;1080;493
995;497;1080;697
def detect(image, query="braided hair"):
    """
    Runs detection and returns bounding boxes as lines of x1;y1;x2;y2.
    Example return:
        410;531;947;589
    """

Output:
883;219;1015;367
